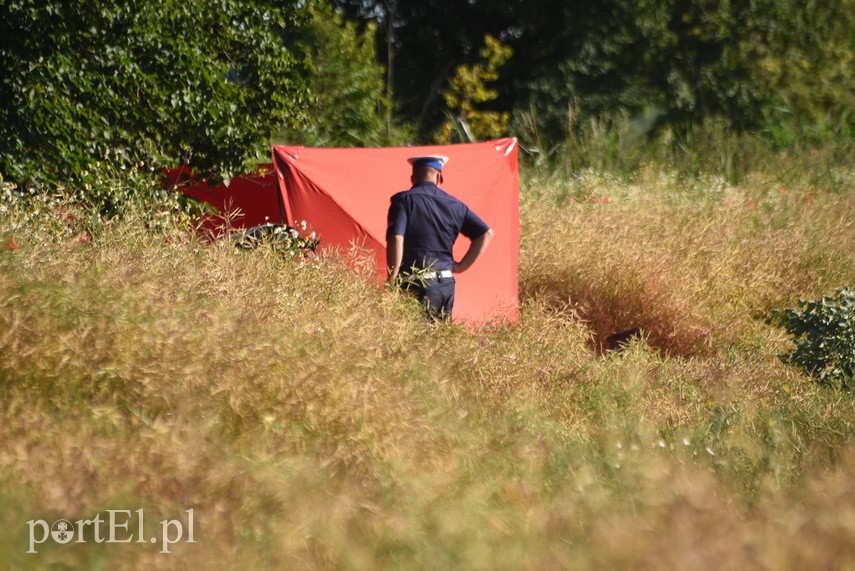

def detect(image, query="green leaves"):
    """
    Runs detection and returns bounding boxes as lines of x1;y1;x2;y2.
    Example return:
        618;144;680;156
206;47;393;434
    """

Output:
767;288;855;390
336;0;855;145
274;3;393;147
438;35;513;142
0;0;317;189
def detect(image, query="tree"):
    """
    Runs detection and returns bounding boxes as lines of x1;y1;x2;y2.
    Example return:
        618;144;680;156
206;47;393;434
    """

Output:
275;3;395;147
0;0;317;185
332;0;855;145
436;35;512;143
333;0;523;139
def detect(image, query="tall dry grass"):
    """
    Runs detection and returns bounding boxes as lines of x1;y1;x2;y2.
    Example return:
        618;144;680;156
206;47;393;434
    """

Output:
520;167;855;355
1;163;855;569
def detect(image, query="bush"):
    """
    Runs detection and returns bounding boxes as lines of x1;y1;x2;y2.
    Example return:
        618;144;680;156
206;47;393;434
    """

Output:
0;0;314;186
274;3;402;147
768;289;855;389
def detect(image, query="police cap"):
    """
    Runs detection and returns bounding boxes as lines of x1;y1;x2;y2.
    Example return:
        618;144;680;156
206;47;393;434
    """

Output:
407;155;449;171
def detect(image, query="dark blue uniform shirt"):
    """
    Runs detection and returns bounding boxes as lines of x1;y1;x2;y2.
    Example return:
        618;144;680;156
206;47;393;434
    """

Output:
386;182;490;272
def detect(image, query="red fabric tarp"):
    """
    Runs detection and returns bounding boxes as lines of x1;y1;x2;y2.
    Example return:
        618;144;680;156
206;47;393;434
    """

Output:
162;166;282;232
168;139;519;325
273;139;519;325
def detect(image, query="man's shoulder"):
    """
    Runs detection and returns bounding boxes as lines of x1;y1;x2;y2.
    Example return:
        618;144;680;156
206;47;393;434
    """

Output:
390;184;439;202
415;184;464;204
389;190;411;204
390;184;466;208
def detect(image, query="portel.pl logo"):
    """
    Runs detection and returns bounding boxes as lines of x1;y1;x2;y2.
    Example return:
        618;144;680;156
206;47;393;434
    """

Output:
27;509;195;554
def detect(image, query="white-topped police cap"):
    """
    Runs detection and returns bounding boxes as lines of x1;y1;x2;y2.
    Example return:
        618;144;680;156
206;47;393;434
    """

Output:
407;155;449;171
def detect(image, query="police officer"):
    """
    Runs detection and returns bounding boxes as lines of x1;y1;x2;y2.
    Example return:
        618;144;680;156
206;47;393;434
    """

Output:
386;155;494;319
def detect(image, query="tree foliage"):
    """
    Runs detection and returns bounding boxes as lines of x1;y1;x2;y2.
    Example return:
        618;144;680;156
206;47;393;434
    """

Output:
0;0;316;185
333;0;522;137
275;2;396;147
436;35;512;143
2;0;852;184
334;0;855;144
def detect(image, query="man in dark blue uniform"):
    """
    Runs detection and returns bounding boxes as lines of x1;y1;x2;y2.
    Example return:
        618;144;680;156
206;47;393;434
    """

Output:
386;155;494;319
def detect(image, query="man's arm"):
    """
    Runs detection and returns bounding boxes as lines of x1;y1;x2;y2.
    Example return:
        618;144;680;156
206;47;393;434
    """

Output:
453;228;494;274
386;234;404;282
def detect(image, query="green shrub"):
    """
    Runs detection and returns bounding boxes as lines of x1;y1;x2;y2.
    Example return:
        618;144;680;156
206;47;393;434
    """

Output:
0;0;314;187
274;3;398;147
768;289;855;389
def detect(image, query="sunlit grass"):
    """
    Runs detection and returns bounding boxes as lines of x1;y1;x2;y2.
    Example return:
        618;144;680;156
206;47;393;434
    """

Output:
1;162;854;569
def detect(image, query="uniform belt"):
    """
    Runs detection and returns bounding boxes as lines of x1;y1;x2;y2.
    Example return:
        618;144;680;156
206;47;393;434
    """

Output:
404;269;453;282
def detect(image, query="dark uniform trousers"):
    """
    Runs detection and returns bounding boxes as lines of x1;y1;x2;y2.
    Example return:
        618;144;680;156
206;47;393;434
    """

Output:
403;275;456;320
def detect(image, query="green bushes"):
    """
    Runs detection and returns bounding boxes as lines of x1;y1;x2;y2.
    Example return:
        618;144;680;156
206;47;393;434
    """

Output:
0;0;314;186
337;0;855;146
274;3;400;147
768;289;855;389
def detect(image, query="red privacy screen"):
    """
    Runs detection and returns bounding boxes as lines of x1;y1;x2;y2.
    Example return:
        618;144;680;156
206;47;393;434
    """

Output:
163;166;282;232
273;138;519;325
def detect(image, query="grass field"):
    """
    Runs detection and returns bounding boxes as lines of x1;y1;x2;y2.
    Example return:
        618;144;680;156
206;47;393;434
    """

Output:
2;158;855;569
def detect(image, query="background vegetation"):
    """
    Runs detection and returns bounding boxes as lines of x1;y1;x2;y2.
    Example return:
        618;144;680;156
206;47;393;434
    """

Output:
4;0;854;187
0;0;317;186
2;0;855;568
335;0;855;145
